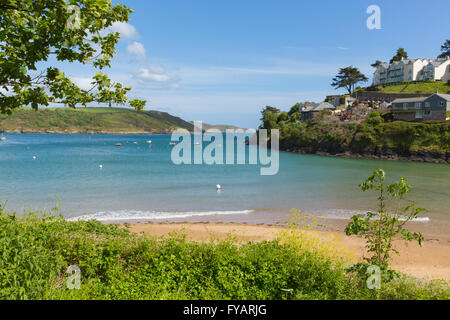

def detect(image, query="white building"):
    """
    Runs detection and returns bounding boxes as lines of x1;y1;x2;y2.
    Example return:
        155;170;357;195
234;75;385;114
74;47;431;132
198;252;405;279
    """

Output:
373;57;450;85
422;59;450;82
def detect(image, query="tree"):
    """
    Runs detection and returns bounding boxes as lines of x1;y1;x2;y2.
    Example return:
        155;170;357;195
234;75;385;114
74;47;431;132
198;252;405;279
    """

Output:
346;169;425;280
259;106;280;130
288;102;301;116
389;48;408;64
370;60;383;68
0;0;146;115
278;111;289;122
260;106;280;116
438;40;450;59
290;112;301;122
331;66;368;95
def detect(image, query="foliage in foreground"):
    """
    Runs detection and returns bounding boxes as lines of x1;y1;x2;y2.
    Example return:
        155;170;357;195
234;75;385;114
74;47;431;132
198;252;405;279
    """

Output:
0;205;448;300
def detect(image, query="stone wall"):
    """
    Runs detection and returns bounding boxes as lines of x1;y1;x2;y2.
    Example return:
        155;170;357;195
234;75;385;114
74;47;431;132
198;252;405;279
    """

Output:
353;91;429;103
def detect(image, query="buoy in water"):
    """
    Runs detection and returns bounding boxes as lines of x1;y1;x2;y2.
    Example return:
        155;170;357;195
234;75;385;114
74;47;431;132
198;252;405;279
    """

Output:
99;164;103;169
216;184;221;190
32;156;37;160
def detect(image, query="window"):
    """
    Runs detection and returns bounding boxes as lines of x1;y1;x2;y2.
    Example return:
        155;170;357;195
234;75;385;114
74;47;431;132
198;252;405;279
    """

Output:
403;103;407;110
440;101;445;106
425;102;431;108
415;111;423;119
424;110;432;116
414;102;422;109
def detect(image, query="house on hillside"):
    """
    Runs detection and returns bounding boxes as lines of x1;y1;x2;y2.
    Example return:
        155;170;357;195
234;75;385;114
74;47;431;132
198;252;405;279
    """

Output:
391;93;450;121
301;102;335;121
373;57;450;85
422;59;450;82
329;96;356;108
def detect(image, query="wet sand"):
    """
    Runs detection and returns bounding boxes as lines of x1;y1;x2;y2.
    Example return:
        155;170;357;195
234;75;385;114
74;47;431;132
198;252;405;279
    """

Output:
127;222;450;281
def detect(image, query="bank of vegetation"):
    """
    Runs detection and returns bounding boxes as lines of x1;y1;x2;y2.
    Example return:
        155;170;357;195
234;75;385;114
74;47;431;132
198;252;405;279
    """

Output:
261;106;450;163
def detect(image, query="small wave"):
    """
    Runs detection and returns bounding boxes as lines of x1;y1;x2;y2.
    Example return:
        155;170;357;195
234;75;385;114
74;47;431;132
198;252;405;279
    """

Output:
67;209;254;222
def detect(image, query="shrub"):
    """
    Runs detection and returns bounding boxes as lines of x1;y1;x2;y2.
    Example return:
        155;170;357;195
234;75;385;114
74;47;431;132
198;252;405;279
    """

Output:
345;169;425;280
365;112;384;126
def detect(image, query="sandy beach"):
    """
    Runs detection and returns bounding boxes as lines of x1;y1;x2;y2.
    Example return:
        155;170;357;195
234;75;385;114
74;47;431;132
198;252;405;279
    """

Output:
128;222;450;281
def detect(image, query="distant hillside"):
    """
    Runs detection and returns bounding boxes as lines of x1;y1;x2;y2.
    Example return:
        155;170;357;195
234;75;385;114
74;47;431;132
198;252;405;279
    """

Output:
190;121;245;131
0;107;194;134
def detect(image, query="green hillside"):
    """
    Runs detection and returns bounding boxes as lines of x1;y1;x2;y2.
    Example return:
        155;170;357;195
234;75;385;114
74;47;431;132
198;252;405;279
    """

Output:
374;81;450;94
0;107;194;134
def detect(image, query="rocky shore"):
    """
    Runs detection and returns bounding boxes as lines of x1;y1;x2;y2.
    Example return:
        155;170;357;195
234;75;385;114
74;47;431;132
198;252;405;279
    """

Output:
283;146;449;164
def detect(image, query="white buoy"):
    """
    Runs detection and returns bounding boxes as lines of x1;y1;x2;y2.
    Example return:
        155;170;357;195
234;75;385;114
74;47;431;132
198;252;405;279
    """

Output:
99;164;103;169
32;156;37;160
216;184;221;190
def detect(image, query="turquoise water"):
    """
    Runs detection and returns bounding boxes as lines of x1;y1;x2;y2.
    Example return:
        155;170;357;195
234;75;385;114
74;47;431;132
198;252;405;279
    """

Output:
0;133;449;224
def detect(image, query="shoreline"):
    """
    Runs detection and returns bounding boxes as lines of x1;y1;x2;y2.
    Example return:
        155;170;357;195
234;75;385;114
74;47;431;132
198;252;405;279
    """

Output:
283;148;449;164
125;221;450;281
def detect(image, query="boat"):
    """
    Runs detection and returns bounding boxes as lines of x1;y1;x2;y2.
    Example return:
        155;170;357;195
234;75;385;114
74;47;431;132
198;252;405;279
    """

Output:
115;143;122;147
0;137;5;141
146;140;152;144
168;142;176;146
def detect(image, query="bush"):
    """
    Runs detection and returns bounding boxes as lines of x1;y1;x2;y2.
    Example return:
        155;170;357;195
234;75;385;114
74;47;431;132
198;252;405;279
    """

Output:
365;112;384;126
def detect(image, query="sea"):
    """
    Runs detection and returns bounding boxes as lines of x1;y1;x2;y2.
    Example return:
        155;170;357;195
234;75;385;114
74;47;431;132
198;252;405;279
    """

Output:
0;133;449;232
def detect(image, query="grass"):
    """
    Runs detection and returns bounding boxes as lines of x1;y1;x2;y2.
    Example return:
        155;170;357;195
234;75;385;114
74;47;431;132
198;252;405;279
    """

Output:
0;107;194;133
377;81;450;94
0;205;448;300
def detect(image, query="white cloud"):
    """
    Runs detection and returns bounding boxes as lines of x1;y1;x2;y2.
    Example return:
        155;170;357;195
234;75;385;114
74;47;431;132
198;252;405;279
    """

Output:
127;41;146;60
71;77;94;90
136;68;170;83
107;22;139;40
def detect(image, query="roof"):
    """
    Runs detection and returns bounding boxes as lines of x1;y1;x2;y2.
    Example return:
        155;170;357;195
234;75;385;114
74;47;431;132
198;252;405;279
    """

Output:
391;97;427;104
435;93;450;101
302;102;335;112
427;58;450;67
392;93;450;104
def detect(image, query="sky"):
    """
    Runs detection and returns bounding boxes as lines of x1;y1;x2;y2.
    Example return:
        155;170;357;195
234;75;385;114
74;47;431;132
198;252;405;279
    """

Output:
58;0;450;128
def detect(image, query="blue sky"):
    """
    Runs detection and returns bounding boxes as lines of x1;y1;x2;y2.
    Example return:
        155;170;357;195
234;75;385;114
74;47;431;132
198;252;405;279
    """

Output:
61;0;450;128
